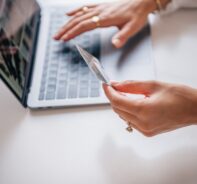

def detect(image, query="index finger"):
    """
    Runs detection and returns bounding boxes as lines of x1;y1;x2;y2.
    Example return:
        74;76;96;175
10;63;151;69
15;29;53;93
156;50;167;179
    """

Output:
103;84;140;115
66;4;97;16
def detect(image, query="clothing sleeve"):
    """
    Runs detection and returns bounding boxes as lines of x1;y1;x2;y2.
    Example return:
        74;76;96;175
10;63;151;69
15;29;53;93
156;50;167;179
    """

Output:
160;0;197;15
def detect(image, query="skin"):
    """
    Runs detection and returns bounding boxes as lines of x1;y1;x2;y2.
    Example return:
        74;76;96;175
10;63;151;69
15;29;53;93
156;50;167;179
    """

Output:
103;81;197;137
54;0;197;136
54;0;170;48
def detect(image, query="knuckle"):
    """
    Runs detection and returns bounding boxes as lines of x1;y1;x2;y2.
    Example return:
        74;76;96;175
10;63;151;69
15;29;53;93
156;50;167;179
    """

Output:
78;22;86;30
75;12;83;17
142;130;155;137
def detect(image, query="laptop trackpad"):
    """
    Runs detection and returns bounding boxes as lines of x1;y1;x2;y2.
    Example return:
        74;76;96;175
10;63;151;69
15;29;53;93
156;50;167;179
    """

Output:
100;25;155;82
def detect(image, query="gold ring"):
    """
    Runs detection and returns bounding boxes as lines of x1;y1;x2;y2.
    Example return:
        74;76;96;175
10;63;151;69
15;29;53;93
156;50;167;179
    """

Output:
126;122;133;133
91;16;100;27
126;126;133;133
82;6;89;13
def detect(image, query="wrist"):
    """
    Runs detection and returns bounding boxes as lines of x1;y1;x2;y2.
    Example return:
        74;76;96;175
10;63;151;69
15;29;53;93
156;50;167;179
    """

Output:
182;86;197;125
143;0;171;13
189;89;197;124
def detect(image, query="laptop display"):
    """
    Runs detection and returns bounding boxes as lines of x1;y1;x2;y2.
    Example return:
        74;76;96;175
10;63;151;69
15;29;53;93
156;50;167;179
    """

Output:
0;0;40;102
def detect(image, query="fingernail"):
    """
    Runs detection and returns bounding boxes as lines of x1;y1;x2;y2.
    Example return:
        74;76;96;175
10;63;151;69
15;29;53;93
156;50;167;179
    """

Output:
61;34;68;41
112;38;121;48
110;80;118;85
53;33;60;40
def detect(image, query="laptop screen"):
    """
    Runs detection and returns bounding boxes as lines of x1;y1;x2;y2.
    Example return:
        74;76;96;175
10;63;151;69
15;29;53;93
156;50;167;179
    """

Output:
0;0;40;103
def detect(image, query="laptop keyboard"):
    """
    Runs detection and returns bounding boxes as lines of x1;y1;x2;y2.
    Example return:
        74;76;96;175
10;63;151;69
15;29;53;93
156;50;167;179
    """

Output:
39;9;101;101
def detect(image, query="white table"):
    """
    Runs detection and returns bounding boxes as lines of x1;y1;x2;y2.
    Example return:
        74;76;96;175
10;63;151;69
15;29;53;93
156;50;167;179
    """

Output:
1;1;197;183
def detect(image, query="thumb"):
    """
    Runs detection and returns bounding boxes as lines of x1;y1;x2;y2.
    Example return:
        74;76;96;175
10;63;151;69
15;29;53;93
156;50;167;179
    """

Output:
112;80;160;96
112;21;137;48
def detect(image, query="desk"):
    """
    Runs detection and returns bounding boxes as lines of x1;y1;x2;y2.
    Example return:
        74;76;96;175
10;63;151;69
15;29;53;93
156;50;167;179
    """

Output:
0;1;197;183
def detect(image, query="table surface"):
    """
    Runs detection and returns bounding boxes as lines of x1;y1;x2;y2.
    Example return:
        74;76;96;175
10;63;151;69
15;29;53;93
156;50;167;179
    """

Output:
1;1;197;184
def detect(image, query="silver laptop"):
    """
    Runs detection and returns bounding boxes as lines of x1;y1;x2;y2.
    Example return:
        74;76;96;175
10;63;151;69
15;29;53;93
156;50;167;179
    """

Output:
0;0;155;108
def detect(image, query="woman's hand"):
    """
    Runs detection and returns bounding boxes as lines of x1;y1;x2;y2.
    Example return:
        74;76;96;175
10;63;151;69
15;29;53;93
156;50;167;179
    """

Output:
103;81;197;137
54;0;157;48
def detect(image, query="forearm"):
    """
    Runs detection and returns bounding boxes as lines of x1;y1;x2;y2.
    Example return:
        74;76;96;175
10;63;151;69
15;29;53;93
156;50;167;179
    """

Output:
140;0;171;14
157;0;197;14
177;85;197;125
188;87;197;124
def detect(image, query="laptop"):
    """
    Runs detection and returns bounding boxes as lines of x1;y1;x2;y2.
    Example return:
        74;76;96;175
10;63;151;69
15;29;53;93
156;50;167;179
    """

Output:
0;0;155;108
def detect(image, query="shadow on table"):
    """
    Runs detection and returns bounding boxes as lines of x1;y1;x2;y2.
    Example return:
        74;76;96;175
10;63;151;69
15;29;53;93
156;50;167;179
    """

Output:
151;9;197;45
0;93;27;153
99;136;197;184
30;104;110;117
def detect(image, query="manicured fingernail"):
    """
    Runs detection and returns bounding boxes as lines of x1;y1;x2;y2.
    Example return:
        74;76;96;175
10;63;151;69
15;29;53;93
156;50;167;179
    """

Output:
53;33;60;40
61;35;68;41
112;38;121;48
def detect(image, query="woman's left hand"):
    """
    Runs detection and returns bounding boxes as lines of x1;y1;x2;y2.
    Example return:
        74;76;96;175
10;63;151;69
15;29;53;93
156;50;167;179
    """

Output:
53;0;157;48
103;81;197;137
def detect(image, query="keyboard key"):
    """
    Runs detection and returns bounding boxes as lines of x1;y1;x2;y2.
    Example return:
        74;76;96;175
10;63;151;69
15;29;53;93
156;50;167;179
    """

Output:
80;81;89;88
57;88;67;99
45;92;55;100
70;64;79;71
39;93;45;101
90;88;100;97
59;60;68;67
91;81;100;89
68;85;77;98
69;72;78;79
48;71;57;78
69;78;78;85
79;74;89;81
41;76;47;84
42;14;102;101
40;85;46;93
80;61;87;67
59;73;68;79
80;67;89;74
50;63;59;69
47;84;56;92
90;73;98;82
79;88;88;98
58;80;67;85
48;77;56;83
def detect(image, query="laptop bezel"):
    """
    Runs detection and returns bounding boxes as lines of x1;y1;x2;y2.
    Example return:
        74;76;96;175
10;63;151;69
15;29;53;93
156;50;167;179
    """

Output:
0;4;41;107
22;8;41;107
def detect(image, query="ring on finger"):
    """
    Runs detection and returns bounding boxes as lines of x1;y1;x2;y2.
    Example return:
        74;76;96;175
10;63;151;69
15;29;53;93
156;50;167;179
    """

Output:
91;16;100;27
82;6;89;13
126;122;133;133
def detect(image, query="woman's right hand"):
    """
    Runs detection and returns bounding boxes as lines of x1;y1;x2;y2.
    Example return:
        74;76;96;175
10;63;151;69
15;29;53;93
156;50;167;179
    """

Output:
103;81;197;137
54;0;158;48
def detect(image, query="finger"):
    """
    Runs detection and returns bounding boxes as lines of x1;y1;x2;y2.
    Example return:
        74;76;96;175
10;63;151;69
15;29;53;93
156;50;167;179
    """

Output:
69;7;96;19
112;80;160;96
66;4;98;16
112;20;142;48
54;11;98;40
61;18;99;41
113;108;144;133
103;84;140;115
